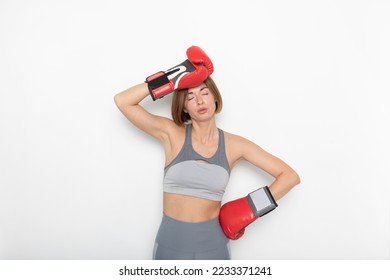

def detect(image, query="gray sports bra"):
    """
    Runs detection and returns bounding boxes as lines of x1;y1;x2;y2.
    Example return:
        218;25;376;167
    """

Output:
163;124;230;201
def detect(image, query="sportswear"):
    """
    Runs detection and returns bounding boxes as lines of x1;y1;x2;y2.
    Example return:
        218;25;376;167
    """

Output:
153;214;230;260
163;123;230;201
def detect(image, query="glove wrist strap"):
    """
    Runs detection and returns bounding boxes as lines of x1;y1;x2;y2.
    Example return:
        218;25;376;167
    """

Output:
247;186;278;218
146;72;171;100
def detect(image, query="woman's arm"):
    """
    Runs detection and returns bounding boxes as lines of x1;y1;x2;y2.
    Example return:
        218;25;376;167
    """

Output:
230;134;300;201
114;82;175;142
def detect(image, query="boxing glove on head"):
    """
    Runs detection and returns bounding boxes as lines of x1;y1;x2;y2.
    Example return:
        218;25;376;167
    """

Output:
186;46;214;76
146;46;214;100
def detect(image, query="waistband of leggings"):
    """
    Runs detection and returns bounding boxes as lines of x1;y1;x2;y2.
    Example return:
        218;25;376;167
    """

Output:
156;213;228;252
162;213;220;226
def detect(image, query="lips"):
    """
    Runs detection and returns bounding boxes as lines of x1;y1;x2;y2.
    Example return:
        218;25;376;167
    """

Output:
197;107;208;114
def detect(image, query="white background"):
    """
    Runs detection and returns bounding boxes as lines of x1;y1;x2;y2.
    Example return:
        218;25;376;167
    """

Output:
0;0;389;260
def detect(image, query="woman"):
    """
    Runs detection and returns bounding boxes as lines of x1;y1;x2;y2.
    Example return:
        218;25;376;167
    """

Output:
114;53;300;260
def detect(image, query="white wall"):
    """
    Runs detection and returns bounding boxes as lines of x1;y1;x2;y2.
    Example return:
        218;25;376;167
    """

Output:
0;0;389;260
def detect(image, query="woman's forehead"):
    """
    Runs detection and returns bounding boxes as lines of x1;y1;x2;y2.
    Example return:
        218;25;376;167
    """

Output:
188;83;207;94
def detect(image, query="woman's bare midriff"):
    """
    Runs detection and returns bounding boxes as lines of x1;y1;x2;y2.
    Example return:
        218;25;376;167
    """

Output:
163;192;221;223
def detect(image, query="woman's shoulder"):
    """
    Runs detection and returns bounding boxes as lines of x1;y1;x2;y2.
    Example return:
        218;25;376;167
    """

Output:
166;121;186;140
157;116;185;133
221;130;254;166
222;129;248;144
222;129;261;154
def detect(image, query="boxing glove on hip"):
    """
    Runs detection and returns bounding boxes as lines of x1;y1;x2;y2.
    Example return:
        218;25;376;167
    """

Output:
219;186;278;240
146;46;213;100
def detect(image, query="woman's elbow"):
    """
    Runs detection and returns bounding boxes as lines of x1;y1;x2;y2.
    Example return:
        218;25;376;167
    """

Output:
290;170;301;187
114;94;128;111
113;94;122;108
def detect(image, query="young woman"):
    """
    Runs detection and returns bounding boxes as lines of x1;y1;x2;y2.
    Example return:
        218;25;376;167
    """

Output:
114;47;300;260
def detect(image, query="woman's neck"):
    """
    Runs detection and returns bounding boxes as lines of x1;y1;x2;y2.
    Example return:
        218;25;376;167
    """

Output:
190;120;218;144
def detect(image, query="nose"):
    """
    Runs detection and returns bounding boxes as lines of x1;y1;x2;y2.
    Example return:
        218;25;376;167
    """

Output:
197;95;204;105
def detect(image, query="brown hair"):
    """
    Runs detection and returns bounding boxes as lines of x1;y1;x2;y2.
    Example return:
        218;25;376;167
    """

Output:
171;76;223;126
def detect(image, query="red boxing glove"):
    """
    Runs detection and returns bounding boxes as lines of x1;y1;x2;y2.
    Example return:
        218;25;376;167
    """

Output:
146;46;214;100
219;186;278;240
186;45;214;75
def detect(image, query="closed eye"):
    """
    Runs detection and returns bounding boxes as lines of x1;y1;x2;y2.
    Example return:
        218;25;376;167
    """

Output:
200;87;209;95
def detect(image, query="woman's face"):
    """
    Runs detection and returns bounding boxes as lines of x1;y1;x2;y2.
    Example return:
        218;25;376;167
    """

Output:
184;83;216;122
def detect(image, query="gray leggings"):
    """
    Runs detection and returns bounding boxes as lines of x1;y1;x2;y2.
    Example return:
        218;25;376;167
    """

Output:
153;214;231;260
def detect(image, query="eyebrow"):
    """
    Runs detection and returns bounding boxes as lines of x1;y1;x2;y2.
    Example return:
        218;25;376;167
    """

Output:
188;86;208;94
